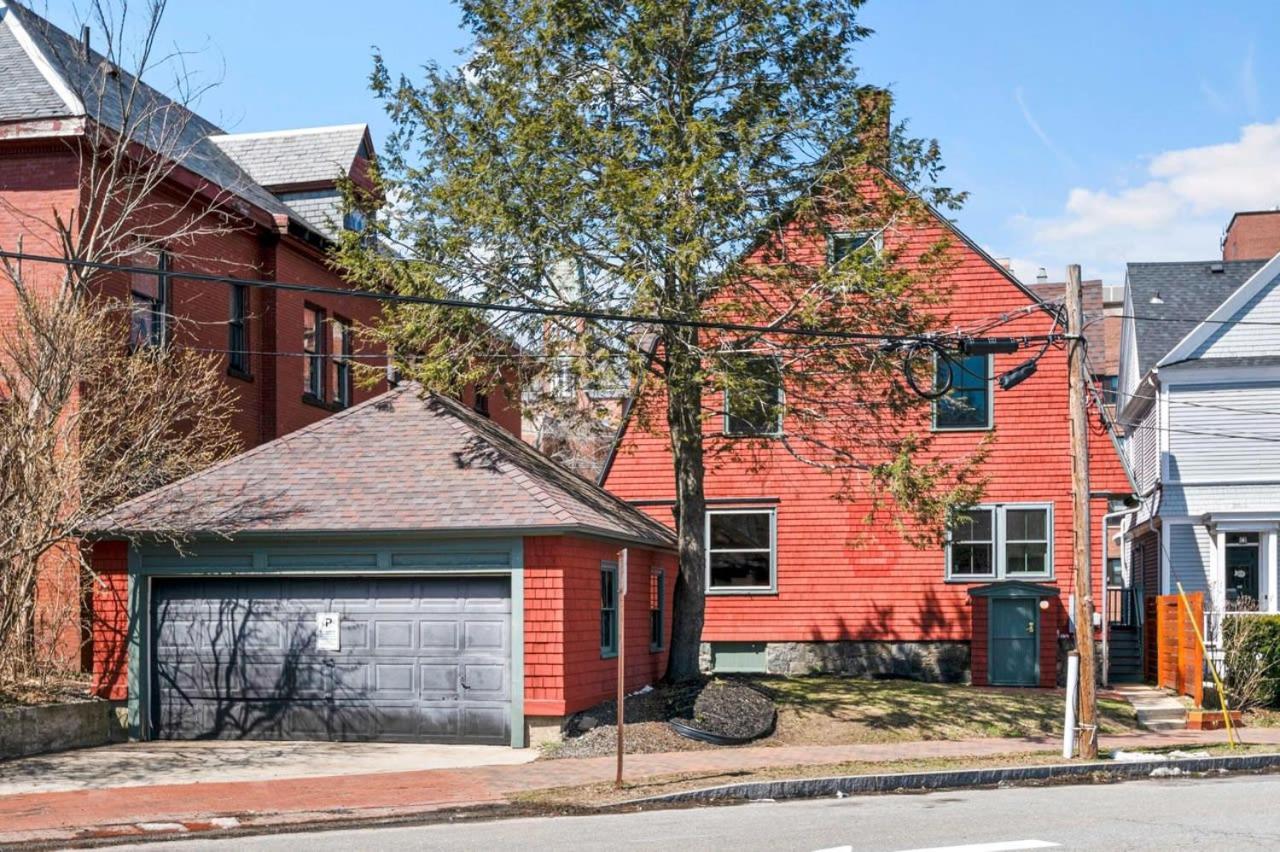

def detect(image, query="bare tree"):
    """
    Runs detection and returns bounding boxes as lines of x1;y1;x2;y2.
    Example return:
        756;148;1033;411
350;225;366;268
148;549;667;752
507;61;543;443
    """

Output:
0;0;247;683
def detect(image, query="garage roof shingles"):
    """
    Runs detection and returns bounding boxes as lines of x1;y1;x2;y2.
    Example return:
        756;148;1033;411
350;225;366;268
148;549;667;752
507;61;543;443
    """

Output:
94;384;675;549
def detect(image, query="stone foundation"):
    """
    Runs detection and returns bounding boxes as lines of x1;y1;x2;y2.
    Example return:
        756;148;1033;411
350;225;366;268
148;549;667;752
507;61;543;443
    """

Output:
703;640;971;683
525;715;567;748
0;699;126;759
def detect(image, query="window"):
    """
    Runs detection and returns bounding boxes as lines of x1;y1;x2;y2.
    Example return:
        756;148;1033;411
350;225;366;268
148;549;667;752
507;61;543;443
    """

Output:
303;305;326;400
129;251;169;350
706;509;776;593
934;353;992;430
946;504;1053;580
473;392;490;418
1097;375;1119;407
723;356;783;437
827;230;881;265
650;569;666;651
1107;557;1124;587
228;284;249;376
343;209;366;234
600;561;619;657
330;316;352;408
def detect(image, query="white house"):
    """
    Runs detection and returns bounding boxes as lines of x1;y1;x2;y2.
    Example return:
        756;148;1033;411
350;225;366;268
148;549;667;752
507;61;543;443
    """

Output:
1118;250;1280;650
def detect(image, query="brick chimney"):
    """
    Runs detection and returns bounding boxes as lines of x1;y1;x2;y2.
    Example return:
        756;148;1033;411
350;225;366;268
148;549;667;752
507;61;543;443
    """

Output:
1222;210;1280;260
856;87;892;168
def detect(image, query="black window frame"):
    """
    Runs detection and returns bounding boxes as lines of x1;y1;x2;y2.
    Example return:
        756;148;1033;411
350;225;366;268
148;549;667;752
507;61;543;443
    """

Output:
933;353;993;431
302;304;327;402
706;508;777;594
723;355;784;437
600;560;619;658
128;250;169;351
228;283;250;378
650;568;666;651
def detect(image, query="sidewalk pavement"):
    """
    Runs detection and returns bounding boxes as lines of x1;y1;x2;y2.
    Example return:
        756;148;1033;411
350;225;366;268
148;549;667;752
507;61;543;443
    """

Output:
3;727;1279;846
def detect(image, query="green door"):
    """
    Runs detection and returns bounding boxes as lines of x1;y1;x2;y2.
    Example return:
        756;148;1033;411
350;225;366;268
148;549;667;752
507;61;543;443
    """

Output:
990;598;1038;686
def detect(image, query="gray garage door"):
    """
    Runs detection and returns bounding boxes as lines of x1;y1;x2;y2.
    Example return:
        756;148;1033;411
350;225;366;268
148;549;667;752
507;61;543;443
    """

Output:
150;575;511;744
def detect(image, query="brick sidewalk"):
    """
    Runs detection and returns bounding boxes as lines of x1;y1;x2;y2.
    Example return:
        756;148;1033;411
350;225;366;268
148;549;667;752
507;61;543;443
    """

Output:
2;727;1276;845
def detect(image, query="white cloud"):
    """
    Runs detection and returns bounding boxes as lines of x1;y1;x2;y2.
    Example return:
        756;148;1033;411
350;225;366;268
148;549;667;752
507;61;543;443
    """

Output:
1008;119;1280;282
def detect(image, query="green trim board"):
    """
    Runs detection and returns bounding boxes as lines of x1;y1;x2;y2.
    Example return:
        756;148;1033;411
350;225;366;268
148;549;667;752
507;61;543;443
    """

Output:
966;580;1061;599
125;535;527;748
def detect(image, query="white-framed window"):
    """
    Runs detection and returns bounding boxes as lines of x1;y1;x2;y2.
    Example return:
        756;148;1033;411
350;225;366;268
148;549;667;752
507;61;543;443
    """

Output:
706;508;776;593
723;355;783;437
827;230;882;265
946;503;1053;581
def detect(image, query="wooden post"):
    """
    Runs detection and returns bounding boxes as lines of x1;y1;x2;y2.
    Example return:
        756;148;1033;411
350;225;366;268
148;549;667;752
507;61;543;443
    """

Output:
1067;264;1099;759
615;548;628;787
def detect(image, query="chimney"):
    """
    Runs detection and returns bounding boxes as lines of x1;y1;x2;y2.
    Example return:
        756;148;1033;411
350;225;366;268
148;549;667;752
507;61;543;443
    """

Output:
1222;209;1280;261
856;87;892;168
80;25;90;60
1035;267;1048;284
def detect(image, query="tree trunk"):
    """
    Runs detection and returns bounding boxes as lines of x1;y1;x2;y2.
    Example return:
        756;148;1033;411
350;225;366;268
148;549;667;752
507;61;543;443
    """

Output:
664;326;707;683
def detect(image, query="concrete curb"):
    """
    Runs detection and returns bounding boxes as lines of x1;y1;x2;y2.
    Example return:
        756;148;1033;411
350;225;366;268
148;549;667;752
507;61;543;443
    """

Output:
626;752;1280;805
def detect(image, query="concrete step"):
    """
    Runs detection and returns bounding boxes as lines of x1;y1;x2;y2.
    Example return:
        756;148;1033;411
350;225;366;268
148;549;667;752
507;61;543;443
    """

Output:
1140;720;1188;732
1136;708;1187;722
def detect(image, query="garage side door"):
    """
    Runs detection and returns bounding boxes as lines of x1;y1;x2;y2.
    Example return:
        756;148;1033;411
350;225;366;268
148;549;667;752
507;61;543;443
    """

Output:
151;575;511;744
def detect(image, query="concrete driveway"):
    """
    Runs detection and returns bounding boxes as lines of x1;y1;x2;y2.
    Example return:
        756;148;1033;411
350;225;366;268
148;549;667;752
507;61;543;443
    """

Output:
0;740;536;796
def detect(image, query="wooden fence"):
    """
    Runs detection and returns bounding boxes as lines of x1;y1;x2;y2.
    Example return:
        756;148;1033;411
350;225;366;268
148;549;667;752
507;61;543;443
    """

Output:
1155;592;1204;707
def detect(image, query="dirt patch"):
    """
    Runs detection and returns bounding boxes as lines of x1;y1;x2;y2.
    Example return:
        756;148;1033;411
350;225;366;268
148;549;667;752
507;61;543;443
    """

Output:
546;680;776;759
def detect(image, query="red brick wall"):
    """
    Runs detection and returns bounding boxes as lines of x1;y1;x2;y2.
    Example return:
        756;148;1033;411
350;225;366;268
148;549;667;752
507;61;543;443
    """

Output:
88;540;129;700
524;536;677;717
1223;211;1280;261
603;204;1129;653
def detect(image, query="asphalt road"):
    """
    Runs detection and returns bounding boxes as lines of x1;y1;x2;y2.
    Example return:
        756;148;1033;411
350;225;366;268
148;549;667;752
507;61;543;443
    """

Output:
113;774;1280;851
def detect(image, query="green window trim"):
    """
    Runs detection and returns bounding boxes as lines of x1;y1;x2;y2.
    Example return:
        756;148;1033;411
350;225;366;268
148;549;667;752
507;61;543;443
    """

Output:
946;503;1053;581
650;568;665;651
600;560;619;658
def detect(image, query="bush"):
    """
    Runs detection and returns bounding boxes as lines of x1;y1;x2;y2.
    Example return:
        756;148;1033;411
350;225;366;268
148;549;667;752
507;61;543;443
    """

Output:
1221;614;1280;710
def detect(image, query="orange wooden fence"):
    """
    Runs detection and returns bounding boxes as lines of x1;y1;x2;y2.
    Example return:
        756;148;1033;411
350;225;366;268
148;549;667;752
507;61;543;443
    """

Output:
1155;592;1204;708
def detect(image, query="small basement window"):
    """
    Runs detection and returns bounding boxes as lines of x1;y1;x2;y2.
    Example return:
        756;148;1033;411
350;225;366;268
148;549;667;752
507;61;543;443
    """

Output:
710;641;767;673
706;508;776;593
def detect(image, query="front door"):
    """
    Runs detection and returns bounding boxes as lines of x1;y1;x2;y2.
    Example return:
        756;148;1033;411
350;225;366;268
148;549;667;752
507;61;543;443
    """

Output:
1225;533;1261;609
989;598;1039;686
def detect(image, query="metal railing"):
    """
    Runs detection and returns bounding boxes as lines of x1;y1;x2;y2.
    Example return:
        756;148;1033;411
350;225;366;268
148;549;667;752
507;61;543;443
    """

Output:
1106;586;1133;627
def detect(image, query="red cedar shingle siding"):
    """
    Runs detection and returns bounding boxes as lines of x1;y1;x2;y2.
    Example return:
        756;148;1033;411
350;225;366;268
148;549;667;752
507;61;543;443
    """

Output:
603;202;1130;653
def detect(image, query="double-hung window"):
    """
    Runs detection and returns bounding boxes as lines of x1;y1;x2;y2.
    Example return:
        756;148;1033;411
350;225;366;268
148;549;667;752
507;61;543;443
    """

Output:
706;508;776;593
600;561;619;657
228;284;250;376
946;504;1052;580
934;353;992;430
650;568;666;651
129;251;169;350
724;355;783;437
303;305;326;401
330;316;353;408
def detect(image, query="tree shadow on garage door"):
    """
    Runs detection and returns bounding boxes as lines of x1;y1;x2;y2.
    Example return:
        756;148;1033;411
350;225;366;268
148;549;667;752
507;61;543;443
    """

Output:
154;595;329;741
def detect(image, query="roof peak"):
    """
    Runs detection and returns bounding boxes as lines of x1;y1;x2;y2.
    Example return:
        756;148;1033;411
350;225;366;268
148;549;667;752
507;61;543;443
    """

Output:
208;123;368;142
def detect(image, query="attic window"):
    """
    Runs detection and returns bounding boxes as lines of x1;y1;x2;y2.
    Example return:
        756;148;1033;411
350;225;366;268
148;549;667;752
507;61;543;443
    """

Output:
343;209;367;233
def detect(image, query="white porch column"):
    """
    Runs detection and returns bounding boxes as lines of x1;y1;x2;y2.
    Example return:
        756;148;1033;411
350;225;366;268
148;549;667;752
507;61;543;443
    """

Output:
1268;529;1279;614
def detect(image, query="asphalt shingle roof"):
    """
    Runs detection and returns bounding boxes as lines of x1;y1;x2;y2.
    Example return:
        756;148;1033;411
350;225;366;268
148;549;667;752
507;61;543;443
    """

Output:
92;384;677;549
0;7;67;119
208;125;369;189
1125;259;1268;375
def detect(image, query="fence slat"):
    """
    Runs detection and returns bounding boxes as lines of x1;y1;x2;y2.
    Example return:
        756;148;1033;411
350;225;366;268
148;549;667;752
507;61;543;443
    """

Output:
1156;592;1204;706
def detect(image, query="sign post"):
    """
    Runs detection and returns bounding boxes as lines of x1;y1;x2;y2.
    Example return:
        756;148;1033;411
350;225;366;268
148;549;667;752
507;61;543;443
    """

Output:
616;548;628;788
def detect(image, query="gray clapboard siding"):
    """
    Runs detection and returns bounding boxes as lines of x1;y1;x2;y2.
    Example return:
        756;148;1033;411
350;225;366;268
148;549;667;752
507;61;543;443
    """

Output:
1166;382;1280;483
1131;404;1160;493
1167;524;1211;595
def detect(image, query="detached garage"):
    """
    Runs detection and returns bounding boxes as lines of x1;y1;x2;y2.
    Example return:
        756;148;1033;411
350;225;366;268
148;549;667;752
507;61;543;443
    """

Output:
88;385;676;747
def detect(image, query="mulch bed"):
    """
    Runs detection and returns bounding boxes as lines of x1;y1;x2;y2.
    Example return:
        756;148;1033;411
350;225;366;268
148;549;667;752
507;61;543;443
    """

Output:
545;679;776;759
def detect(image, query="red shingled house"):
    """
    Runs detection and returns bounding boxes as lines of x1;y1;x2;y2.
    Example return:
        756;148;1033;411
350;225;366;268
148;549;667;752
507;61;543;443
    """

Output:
87;384;676;747
600;185;1132;689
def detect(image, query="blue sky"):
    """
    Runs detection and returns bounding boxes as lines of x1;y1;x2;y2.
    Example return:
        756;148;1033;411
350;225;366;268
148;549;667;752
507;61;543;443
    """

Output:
43;0;1280;285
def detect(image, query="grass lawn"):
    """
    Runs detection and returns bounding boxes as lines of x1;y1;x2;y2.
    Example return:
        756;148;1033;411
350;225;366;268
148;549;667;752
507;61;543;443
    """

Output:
742;675;1139;745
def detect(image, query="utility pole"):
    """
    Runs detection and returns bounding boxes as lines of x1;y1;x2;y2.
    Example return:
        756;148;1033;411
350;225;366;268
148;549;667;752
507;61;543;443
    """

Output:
1067;264;1098;759
615;548;628;788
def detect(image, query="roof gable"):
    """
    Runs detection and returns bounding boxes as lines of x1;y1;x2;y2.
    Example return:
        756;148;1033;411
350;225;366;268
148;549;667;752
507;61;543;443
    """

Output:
92;384;675;549
209;124;372;189
1161;252;1280;367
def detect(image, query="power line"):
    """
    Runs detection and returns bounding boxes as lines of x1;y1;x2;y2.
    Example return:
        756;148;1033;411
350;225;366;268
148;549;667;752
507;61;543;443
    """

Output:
0;249;1053;347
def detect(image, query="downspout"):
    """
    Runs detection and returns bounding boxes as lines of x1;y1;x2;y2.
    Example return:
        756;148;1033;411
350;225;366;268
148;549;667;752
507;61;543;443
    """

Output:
1101;506;1141;686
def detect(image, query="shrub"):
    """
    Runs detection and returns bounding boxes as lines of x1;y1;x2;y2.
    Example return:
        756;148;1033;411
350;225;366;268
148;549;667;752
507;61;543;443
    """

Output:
1221;614;1280;710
